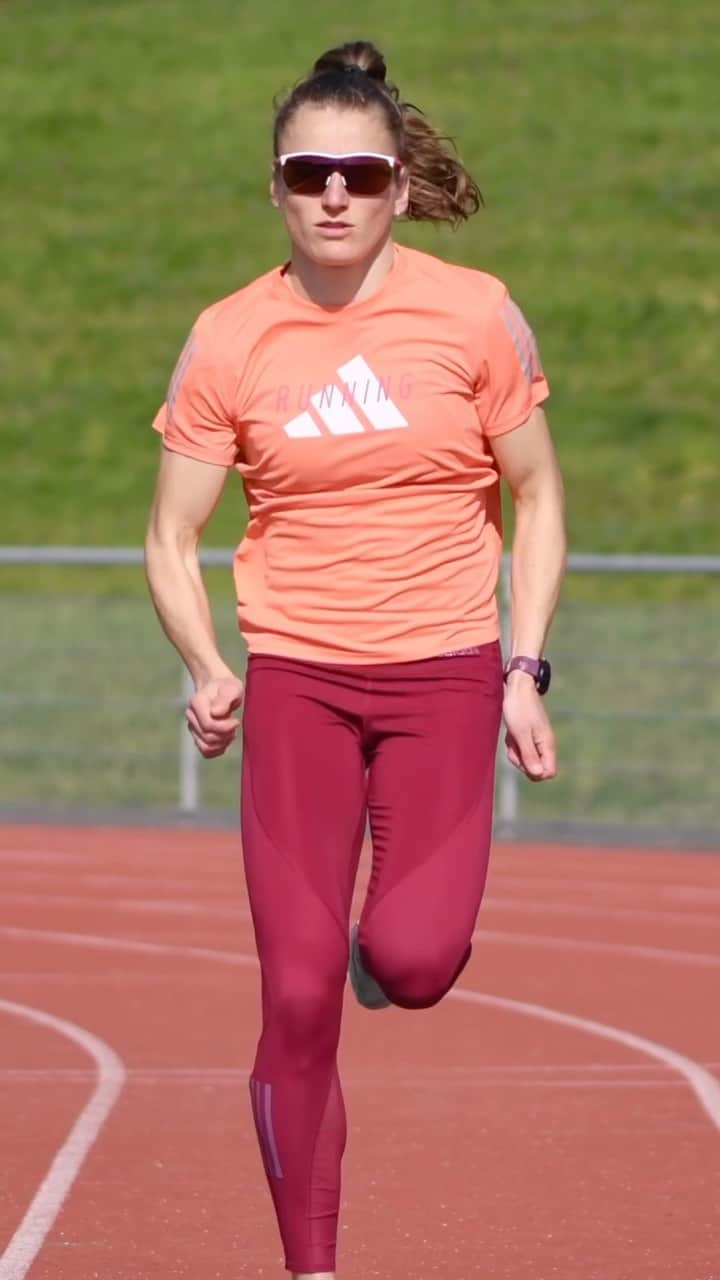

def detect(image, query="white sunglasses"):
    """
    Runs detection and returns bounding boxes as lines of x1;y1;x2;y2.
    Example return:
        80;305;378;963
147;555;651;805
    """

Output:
275;151;402;195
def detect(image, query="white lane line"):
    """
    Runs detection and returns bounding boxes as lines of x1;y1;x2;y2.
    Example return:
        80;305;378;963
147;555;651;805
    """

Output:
12;923;715;973
341;1060;720;1079
5;851;717;905
0;850;95;862
472;928;720;966
4;1061;719;1083
447;988;720;1132
8;856;717;919
0;927;255;967
3;1060;720;1082
0;870;217;893
0;973;240;987
1;892;249;921
2;926;719;1132
0;1001;126;1280
0;1066;251;1084
489;874;720;902
485;896;720;927
0;852;93;867
19;884;716;931
348;1077;698;1092
669;887;720;903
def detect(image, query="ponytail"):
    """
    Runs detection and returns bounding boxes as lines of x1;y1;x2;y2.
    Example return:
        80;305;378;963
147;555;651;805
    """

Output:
401;107;482;225
273;40;482;228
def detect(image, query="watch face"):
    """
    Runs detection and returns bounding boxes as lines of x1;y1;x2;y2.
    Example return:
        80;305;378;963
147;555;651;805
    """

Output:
537;659;552;695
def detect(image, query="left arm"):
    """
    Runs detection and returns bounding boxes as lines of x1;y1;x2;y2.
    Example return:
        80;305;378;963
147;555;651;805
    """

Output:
489;404;567;779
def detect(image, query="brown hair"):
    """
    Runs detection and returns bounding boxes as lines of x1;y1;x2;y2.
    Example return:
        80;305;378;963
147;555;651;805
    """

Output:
273;40;483;228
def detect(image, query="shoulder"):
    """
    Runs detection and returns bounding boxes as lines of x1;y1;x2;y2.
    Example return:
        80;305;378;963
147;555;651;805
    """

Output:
398;244;509;315
190;264;283;349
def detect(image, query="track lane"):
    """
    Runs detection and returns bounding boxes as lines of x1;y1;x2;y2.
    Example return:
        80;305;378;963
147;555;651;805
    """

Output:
0;826;718;1279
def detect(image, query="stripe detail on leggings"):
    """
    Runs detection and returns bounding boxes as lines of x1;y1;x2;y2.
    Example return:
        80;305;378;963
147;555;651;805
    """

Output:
250;1078;284;1178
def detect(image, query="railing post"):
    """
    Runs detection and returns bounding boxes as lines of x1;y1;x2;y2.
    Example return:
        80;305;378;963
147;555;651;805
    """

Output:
179;665;199;813
497;554;520;833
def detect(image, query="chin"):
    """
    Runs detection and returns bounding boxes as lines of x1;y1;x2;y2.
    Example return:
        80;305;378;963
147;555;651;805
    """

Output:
310;242;361;265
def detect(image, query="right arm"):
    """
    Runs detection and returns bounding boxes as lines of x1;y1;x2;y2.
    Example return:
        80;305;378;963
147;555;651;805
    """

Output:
145;446;244;758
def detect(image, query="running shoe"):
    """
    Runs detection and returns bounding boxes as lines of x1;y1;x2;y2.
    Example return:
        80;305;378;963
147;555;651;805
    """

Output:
348;922;392;1009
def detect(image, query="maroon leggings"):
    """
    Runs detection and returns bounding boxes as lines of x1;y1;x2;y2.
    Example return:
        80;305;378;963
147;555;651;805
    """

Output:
240;642;503;1273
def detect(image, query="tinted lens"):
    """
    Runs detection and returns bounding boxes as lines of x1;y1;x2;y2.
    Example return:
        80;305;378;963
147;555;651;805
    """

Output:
281;158;332;194
281;155;394;196
340;157;394;194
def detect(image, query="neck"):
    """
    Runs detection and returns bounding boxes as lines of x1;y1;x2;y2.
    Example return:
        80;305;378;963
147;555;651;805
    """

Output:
285;239;396;307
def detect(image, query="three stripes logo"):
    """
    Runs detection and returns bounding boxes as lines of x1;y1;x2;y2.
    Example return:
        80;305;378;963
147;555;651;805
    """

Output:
250;1077;284;1178
166;330;198;427
283;355;409;439
500;298;542;384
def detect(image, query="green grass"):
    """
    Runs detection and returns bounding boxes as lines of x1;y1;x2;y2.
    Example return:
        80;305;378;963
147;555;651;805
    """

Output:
2;0;719;558
2;2;718;832
0;587;246;811
1;583;718;829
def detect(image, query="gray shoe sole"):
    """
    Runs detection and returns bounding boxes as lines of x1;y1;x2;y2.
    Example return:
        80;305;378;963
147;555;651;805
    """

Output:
348;923;392;1009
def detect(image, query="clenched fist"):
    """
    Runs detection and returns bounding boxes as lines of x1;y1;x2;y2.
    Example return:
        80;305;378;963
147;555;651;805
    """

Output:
503;674;557;781
185;675;245;759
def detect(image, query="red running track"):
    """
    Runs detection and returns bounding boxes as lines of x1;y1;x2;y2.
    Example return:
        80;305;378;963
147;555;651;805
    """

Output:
0;824;718;1280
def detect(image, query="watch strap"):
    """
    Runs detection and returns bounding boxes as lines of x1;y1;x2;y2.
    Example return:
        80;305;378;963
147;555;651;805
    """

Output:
503;655;551;695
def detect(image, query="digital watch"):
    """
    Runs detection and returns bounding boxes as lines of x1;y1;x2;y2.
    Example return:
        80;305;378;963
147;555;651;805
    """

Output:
502;655;552;696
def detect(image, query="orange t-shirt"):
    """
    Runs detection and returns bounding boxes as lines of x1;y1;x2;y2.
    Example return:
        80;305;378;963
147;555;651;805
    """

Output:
152;243;549;664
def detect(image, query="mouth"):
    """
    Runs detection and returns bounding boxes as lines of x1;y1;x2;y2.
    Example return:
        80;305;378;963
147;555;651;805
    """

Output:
316;221;352;230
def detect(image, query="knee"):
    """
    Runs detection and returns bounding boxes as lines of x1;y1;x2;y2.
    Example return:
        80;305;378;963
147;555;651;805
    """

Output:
360;931;472;1010
269;964;344;1066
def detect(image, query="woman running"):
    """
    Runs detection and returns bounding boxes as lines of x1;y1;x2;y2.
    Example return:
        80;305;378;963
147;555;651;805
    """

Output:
145;39;566;1280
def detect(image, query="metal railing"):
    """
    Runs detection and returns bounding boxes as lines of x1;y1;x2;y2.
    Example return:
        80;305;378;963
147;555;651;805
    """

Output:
1;547;719;839
497;554;720;834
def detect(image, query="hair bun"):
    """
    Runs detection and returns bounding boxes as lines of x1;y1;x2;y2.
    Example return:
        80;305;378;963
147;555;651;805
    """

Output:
312;40;387;84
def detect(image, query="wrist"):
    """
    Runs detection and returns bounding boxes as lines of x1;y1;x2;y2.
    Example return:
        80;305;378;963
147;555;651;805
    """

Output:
503;667;538;692
190;661;237;689
503;655;552;696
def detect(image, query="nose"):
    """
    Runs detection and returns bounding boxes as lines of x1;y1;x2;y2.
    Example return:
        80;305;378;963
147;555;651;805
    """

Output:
321;170;350;213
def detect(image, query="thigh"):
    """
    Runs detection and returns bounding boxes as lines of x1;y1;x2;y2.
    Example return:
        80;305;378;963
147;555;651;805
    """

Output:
363;643;503;933
241;654;368;947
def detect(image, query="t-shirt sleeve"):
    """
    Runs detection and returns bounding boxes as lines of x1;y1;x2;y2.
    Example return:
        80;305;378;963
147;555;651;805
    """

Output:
152;310;240;466
474;288;550;438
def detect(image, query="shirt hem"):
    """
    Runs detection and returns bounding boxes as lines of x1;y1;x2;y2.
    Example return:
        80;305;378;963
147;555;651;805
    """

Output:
153;428;235;467
243;630;501;666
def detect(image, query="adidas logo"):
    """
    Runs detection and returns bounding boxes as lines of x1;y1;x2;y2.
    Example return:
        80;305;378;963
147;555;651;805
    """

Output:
283;355;409;438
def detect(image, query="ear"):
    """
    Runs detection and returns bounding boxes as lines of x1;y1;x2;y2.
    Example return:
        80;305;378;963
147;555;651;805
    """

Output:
393;165;410;218
270;166;282;208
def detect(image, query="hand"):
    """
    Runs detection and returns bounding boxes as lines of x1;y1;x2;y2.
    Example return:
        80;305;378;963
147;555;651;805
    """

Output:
186;675;245;759
503;674;557;781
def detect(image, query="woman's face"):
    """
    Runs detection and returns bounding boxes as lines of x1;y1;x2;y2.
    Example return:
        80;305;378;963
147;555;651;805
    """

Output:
272;104;409;268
